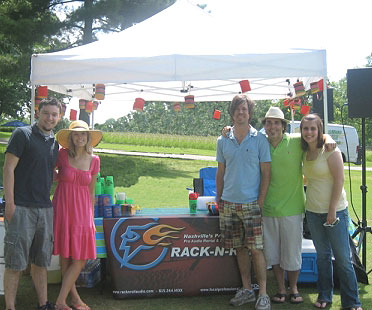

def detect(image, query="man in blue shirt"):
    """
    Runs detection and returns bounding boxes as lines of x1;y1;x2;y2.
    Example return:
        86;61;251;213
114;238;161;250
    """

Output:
216;94;271;310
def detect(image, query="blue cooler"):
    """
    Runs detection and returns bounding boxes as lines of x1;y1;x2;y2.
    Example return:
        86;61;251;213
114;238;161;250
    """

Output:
298;238;318;283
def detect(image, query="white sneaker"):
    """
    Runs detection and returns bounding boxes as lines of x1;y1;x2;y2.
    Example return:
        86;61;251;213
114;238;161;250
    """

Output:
255;294;271;310
229;288;255;306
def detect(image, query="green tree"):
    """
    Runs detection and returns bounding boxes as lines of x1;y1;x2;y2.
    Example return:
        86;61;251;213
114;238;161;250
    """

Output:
56;0;175;46
95;99;279;136
51;0;175;124
367;53;372;67
0;0;62;120
0;0;175;121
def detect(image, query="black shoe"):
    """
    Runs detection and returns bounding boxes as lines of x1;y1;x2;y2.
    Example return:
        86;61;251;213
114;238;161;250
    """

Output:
37;301;55;310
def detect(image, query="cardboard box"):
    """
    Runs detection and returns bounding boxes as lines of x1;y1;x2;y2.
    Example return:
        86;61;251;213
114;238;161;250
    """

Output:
76;259;101;288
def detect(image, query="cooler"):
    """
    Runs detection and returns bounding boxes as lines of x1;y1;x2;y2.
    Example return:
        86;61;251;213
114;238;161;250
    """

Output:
298;238;318;283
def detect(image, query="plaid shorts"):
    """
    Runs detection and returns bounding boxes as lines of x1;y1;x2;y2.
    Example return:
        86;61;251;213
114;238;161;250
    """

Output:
218;200;263;250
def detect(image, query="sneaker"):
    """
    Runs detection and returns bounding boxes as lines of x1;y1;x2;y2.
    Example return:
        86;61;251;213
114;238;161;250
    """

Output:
37;301;55;310
229;288;255;306
255;294;271;310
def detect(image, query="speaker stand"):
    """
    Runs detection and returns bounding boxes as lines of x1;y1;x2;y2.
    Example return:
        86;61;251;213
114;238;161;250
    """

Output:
351;118;372;275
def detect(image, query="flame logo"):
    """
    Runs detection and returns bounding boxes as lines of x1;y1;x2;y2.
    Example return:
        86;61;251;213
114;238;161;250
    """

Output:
143;224;185;246
110;218;185;270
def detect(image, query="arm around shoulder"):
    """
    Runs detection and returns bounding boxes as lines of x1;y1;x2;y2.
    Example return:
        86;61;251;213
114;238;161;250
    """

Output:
324;134;337;152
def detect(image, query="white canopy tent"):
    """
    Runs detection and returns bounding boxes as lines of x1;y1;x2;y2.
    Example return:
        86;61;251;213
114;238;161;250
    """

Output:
30;0;328;129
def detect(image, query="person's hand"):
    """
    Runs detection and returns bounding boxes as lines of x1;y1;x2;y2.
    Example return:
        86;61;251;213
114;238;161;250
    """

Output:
325;142;336;152
325;212;337;226
53;168;59;182
5;202;16;222
221;126;232;137
257;197;264;209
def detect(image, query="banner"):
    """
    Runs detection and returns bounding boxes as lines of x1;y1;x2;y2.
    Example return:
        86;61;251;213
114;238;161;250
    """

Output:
103;215;241;298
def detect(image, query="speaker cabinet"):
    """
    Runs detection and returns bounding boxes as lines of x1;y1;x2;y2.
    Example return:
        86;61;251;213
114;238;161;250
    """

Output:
347;68;372;118
312;88;334;122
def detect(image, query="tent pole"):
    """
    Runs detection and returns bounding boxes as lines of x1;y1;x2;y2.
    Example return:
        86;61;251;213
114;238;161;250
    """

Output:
31;84;35;124
290;108;295;133
323;78;328;133
92;111;94;129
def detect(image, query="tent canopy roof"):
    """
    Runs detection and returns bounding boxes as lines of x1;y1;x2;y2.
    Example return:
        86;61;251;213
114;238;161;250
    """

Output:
30;0;326;102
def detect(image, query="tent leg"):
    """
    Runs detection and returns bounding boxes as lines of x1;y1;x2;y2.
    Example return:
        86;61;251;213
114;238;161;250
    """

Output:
31;84;35;124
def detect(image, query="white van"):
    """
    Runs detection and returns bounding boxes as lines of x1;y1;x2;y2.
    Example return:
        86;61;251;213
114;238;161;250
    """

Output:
287;121;360;164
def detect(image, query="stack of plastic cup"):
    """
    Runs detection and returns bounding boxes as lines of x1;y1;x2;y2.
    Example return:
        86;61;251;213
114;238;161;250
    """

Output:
95;181;102;195
104;176;114;197
189;192;199;214
99;177;105;195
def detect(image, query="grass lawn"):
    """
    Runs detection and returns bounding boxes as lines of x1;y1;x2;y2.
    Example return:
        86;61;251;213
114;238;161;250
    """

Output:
0;132;11;138
113;158;216;208
97;142;217;157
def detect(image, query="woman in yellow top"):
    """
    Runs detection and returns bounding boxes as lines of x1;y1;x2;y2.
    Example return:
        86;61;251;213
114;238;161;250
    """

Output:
301;114;362;310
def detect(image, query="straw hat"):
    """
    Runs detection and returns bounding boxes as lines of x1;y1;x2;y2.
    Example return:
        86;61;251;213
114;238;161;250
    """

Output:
263;107;288;122
56;120;102;148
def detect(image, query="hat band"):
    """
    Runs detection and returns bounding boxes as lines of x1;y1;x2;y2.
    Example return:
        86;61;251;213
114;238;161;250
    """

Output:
71;126;88;130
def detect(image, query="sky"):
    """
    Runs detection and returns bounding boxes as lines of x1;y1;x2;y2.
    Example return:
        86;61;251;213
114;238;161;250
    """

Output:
66;0;372;124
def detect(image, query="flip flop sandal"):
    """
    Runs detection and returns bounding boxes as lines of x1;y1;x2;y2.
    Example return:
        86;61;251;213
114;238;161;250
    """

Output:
55;305;72;310
289;293;304;304
71;303;91;310
271;293;287;304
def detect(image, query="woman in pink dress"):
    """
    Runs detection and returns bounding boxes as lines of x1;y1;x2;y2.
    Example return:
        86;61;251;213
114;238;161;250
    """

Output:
52;120;102;310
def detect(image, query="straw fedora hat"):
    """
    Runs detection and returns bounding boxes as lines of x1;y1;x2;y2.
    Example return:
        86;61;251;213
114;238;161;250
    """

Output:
263;107;288;122
56;120;102;148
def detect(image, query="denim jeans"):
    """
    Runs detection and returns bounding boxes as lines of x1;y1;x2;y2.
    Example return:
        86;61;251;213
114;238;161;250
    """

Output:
306;208;361;309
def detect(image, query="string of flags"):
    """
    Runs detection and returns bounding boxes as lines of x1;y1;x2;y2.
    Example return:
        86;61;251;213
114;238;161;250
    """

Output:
34;84;105;121
36;78;324;121
129;79;254;118
35;79;252;121
73;83;105;120
283;79;326;115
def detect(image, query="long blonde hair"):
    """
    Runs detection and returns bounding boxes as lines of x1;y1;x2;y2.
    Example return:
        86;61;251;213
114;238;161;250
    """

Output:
67;132;93;157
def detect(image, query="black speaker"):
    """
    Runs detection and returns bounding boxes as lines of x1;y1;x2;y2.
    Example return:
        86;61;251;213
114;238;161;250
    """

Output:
312;88;334;122
347;68;372;118
193;178;203;196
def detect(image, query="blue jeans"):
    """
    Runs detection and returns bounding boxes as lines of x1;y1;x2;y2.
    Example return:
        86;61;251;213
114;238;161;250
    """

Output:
306;209;361;309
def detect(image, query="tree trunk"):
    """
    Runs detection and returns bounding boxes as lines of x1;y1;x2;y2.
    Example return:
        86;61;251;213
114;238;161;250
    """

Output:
82;0;93;44
80;0;94;125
